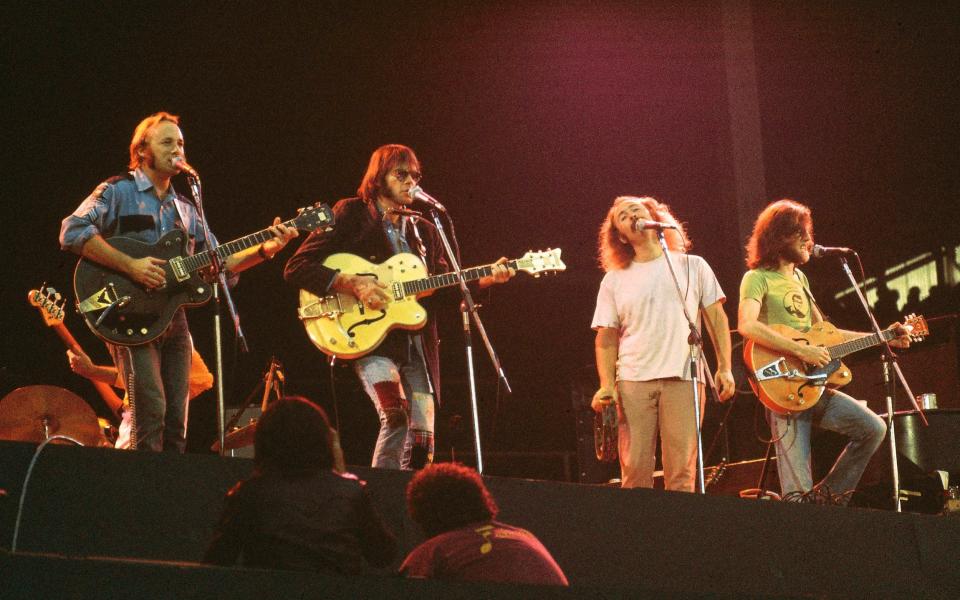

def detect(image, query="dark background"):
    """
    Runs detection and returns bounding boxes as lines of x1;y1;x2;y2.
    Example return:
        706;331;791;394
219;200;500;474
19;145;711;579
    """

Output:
3;1;958;475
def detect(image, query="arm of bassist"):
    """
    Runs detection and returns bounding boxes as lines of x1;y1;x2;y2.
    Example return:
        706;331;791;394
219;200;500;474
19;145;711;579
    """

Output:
56;327;125;417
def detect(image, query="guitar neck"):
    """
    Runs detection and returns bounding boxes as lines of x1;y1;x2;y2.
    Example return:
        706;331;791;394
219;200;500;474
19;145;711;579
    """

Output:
828;328;898;360
177;217;300;274
401;259;520;296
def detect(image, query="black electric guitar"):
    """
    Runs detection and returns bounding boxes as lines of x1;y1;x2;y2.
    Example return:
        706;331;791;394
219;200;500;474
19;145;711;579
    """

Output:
74;204;334;345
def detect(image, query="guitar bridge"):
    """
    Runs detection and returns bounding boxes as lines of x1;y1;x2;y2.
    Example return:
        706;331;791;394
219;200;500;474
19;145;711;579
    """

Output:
753;357;828;384
169;256;190;282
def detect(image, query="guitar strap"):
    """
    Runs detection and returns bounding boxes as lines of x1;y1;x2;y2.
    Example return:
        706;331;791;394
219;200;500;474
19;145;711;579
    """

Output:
795;269;829;324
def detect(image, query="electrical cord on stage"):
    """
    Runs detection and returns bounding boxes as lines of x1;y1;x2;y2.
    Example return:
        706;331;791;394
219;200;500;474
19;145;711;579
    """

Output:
328;356;342;435
11;435;83;553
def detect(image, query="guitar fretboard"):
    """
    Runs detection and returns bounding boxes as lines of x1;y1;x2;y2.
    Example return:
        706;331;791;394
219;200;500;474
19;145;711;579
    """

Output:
828;328;896;360
177;217;300;274
400;259;525;296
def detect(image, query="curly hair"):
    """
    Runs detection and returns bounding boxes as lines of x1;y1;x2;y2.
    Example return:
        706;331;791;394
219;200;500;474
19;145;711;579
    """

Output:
254;396;334;478
357;144;421;203
745;199;814;270
597;196;690;272
406;463;499;538
128;112;180;170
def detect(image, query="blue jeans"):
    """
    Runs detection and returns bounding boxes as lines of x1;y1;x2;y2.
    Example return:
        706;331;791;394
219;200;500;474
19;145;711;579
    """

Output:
353;341;435;470
768;389;886;495
109;310;192;452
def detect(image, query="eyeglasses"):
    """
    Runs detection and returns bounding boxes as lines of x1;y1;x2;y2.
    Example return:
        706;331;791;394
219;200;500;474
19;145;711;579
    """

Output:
392;168;422;183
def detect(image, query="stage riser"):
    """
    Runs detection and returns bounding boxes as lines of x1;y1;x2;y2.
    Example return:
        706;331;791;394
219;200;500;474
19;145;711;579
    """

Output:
0;441;957;598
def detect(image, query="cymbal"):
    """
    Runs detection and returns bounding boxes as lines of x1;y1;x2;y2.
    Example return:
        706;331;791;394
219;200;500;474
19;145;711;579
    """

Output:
0;385;106;447
211;421;257;452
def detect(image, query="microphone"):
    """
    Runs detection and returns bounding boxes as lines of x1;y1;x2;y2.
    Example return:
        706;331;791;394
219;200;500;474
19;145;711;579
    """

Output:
633;219;678;231
387;207;422;218
409;185;446;212
172;157;200;178
812;244;856;258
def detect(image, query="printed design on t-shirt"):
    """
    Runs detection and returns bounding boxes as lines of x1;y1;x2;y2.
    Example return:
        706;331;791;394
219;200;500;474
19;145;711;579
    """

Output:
782;290;808;319
475;524;494;554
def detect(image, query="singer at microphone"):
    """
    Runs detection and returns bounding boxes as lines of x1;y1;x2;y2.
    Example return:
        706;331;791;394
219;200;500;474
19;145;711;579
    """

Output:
283;144;519;471
738;199;910;503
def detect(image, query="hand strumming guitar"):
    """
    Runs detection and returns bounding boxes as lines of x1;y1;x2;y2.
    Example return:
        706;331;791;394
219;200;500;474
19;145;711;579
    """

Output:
794;343;830;368
335;273;390;310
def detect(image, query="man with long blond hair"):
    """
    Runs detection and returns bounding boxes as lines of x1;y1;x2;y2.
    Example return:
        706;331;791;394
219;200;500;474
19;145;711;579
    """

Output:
591;196;735;491
738;199;910;503
284;145;514;470
60;112;297;451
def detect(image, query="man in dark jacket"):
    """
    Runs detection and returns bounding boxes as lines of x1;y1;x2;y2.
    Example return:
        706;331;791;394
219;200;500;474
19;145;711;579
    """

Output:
284;145;513;470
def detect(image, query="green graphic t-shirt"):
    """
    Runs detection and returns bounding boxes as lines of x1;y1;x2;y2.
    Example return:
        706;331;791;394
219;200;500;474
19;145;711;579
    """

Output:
739;268;815;330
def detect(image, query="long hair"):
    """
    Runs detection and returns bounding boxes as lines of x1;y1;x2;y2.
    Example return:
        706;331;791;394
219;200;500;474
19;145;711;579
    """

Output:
128;112;180;170
356;144;421;202
745;199;814;270
406;463;498;538
597;196;690;272
254;396;335;477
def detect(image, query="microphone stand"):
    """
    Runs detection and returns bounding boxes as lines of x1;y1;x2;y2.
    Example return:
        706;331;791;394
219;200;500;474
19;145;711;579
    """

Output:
426;207;511;475
185;174;249;456
655;229;708;494
837;254;924;512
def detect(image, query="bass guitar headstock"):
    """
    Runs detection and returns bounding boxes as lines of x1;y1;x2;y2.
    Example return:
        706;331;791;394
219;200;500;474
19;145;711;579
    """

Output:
27;285;67;327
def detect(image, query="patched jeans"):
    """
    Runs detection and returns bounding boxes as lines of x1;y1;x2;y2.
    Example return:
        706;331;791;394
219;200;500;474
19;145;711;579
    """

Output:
354;348;435;470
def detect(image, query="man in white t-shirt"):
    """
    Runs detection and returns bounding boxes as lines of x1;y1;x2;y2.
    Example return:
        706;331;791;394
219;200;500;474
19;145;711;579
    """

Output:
591;196;735;491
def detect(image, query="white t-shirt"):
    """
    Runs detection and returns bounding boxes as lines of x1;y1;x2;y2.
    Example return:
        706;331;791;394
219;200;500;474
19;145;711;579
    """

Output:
591;254;725;382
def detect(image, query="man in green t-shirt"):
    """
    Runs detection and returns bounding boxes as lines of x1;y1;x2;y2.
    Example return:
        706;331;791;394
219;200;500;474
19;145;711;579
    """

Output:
738;199;911;503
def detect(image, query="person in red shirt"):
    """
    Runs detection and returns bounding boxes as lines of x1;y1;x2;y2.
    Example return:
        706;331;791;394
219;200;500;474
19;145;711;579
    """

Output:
400;463;568;586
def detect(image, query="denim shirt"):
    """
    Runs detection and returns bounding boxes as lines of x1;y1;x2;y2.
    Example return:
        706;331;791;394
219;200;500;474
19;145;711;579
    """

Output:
60;168;218;256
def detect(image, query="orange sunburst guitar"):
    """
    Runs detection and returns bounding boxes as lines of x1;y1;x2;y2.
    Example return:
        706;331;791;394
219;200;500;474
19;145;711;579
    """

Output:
28;285;125;418
743;314;928;414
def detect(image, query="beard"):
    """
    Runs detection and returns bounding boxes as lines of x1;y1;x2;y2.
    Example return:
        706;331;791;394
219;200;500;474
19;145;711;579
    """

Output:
781;243;809;265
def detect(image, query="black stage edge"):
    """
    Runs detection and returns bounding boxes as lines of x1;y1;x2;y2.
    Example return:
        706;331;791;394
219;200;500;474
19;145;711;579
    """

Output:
1;441;958;598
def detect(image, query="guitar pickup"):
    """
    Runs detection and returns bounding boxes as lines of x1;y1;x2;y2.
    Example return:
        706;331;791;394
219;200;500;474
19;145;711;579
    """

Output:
169;256;190;282
753;357;828;383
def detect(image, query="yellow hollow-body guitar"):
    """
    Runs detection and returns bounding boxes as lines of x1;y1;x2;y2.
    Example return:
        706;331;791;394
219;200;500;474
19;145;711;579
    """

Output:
298;249;565;359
